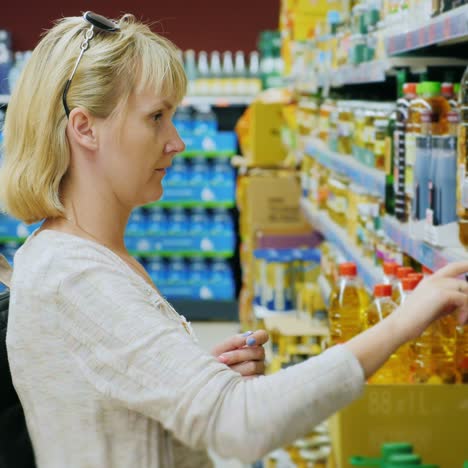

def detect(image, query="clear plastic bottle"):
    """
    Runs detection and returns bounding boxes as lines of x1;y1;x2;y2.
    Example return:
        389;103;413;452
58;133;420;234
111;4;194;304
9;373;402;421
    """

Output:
196;51;210;96
393;266;414;304
328;262;370;346
247;51;261;96
183;49;197;96
221;51;235;96
394;82;417;222
364;284;402;384
431;314;459;384
456;324;468;383
234;51;248;96
209;51;222;96
458;66;468;246
382;261;399;289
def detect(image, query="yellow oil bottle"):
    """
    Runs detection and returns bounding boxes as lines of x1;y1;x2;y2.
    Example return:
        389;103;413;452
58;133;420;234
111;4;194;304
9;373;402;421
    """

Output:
328;262;369;346
456;325;468;383
364;284;406;383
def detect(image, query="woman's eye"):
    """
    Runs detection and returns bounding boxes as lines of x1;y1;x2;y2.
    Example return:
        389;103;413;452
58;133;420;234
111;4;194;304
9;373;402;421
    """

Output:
153;112;163;122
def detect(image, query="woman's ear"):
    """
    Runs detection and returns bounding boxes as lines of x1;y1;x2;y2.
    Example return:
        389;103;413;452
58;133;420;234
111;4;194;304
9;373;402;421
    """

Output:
66;107;98;152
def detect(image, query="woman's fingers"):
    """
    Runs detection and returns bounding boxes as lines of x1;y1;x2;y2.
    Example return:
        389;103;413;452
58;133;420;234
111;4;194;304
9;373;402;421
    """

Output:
431;261;468;280
211;329;269;357
218;345;265;365
230;360;265;377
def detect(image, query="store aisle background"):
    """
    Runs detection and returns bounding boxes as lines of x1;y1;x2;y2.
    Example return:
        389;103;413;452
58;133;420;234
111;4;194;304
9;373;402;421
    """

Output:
192;322;249;468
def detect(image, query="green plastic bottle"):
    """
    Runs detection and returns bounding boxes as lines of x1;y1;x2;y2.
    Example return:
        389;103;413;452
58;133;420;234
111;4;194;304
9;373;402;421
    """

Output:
350;442;413;467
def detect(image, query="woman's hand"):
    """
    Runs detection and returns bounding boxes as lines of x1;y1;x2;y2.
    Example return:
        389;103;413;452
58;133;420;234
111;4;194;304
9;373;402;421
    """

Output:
392;261;468;343
346;261;468;380
211;330;269;379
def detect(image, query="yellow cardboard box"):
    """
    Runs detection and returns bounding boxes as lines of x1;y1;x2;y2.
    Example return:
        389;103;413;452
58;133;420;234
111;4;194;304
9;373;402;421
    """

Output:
330;384;468;467
236;101;287;168
295;0;344;14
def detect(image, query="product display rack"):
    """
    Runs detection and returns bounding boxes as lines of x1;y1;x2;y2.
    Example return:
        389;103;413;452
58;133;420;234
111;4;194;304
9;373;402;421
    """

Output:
300;198;382;290
385;4;468;55
305;137;387;199
182;95;254;107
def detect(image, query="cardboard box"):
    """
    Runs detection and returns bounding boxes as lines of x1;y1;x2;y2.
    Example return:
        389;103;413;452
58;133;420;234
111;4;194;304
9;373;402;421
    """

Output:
239;101;287;167
245;173;310;232
330;384;468;467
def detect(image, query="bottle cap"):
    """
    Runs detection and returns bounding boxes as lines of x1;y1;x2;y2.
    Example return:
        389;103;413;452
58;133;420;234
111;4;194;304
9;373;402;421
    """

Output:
421;81;441;97
408;273;424;285
383;262;399;276
403;82;417;98
402;277;419;291
339;262;357;276
374;284;392;297
397;266;414;279
386;453;422;465
381;442;413;460
422;265;433;275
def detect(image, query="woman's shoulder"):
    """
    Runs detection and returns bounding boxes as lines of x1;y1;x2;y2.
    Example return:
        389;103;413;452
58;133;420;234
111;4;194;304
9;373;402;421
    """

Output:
13;229;126;286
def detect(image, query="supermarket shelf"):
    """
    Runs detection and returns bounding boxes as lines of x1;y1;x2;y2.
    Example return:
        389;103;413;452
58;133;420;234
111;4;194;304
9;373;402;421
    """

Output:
382;215;468;271
301;199;382;290
170;299;238;321
182;95;254;107
179;150;235;158
130;250;233;259
146;200;235;209
318;275;332;308
0;95;9;105
330;56;467;86
386;4;468;55
304;137;386;199
0;236;26;243
254;305;329;336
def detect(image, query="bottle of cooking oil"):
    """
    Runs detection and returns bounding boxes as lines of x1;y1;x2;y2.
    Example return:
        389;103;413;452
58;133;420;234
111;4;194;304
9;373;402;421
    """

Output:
431;314;459;383
458;66;468;246
328;262;369;346
382;261;399;289
364;284;403;384
393;266;414;304
400;276;419;381
456;325;468;383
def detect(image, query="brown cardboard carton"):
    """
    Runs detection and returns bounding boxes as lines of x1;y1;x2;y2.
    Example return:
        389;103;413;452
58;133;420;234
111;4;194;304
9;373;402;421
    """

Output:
245;174;310;232
330;384;468;467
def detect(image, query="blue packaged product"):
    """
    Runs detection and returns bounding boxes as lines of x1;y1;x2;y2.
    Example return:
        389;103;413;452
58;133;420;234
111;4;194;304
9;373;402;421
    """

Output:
164;158;189;187
190;157;210;188
167;207;189;236
210;259;234;299
253;249;270;306
193;105;217;136
146;258;168;285
189;207;210;236
172;106;193;136
188;258;209;284
0;31;13;95
266;250;293;312
167;257;189;284
126;208;145;236
147;207;168;237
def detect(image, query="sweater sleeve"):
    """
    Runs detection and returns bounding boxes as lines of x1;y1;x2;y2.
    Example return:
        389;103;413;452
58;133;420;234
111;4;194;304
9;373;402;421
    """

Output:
57;250;364;464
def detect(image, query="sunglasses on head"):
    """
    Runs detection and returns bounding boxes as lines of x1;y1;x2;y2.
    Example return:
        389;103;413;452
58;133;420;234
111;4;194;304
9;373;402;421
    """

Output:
62;11;120;118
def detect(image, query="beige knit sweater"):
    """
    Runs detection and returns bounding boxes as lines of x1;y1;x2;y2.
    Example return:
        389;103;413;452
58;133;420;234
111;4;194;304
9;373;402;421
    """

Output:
7;230;364;468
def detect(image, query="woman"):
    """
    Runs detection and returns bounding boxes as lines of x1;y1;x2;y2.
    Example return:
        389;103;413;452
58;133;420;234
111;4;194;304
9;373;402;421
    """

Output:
1;11;467;468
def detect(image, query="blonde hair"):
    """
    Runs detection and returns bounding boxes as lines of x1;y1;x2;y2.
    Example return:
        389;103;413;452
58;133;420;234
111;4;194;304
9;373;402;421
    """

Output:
0;13;187;223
